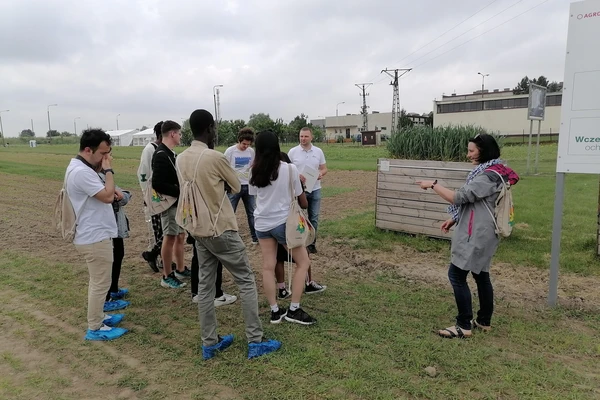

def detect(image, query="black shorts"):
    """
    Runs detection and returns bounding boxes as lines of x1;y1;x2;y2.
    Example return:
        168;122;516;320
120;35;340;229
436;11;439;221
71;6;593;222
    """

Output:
276;244;296;263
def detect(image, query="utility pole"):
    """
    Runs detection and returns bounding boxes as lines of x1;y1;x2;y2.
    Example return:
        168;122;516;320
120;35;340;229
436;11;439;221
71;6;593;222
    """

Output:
47;104;58;137
0;109;8;147
355;83;372;132
213;84;223;146
74;117;81;136
116;114;120;130
381;68;411;135
31;119;34;134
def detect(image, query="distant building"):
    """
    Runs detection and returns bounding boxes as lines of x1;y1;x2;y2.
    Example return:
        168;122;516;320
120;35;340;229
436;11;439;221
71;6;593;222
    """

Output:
310;111;429;141
433;88;562;135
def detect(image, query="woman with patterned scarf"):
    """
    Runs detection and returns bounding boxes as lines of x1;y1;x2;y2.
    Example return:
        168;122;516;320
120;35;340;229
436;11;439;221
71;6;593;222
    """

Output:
416;133;519;338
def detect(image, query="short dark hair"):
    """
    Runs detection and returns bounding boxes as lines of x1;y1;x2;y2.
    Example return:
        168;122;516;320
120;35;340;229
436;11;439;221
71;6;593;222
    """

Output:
469;133;501;163
189;109;214;138
161;120;181;136
238;127;254;143
153;121;163;140
79;128;111;152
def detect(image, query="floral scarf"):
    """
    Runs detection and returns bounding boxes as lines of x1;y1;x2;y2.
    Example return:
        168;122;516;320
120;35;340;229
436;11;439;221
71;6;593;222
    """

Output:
447;159;502;222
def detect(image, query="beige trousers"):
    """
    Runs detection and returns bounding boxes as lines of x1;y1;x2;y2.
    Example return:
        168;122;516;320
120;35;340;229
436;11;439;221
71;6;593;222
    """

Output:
75;238;113;330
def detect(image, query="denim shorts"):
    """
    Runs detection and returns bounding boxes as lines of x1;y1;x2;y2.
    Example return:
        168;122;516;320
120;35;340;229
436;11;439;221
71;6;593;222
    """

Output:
256;223;286;245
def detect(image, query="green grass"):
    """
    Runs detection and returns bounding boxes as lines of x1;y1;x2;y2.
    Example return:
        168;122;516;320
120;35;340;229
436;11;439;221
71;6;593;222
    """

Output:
1;252;599;399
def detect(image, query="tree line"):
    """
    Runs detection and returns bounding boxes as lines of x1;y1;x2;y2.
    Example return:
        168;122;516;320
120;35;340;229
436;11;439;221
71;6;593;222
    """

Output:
181;113;324;147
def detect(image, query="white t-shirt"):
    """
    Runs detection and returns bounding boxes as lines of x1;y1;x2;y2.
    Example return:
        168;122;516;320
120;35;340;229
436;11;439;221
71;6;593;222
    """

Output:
224;145;255;185
249;162;303;232
288;144;326;191
66;158;118;245
137;141;157;192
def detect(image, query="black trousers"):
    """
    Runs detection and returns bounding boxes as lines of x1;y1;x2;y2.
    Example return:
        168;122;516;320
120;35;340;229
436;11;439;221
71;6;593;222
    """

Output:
106;238;124;301
447;263;494;330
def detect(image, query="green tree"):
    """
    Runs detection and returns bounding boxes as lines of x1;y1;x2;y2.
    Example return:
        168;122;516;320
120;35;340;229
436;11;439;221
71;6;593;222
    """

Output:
61;131;74;137
532;75;549;88
548;81;563;93
180;119;192;146
285;113;309;142
247;113;276;133
46;130;60;137
513;76;530;94
139;125;149;131
399;109;414;130
425;111;434;127
217;119;247;146
19;129;35;138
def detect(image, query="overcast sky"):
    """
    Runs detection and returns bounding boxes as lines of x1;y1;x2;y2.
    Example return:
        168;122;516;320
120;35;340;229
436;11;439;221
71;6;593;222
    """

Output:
0;0;569;137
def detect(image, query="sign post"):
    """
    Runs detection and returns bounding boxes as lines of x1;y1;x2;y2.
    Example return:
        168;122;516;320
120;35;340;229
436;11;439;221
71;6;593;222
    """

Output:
526;83;547;175
550;0;600;306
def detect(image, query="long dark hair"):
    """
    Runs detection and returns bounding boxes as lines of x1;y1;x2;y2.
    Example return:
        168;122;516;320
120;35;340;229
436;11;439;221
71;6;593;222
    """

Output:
250;130;281;188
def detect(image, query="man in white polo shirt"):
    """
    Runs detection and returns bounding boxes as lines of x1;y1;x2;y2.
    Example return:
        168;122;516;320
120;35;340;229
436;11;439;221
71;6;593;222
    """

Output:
288;127;328;294
66;128;128;341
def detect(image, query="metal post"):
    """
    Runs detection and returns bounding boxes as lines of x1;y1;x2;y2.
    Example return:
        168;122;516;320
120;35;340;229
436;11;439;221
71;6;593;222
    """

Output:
0;110;7;147
336;101;345;117
534;120;542;174
116;114;120;130
548;172;566;306
526;120;534;175
31;119;34;133
74;117;80;136
212;84;223;146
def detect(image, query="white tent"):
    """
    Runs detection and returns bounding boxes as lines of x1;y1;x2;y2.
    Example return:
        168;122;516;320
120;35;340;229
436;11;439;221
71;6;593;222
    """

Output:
132;128;155;146
106;129;138;146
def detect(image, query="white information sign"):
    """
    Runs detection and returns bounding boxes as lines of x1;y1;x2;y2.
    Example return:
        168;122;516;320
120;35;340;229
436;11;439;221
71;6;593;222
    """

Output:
557;0;600;174
528;84;547;121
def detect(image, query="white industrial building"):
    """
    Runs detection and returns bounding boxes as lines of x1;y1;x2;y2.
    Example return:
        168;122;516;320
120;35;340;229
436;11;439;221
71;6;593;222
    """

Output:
433;88;562;136
132;128;155;146
105;129;138;146
311;112;428;141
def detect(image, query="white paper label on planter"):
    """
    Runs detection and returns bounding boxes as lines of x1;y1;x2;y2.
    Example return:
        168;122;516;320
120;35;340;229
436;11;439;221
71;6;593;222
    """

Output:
380;160;390;172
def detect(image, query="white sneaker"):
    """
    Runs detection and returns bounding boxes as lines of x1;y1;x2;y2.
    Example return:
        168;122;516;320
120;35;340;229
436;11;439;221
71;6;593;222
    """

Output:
214;293;237;307
192;294;199;304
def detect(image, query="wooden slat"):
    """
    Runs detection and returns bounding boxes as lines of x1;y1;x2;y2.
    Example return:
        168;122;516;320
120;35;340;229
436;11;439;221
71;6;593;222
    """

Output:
377;181;464;193
376;204;448;220
376;212;445;228
376;219;452;240
379;158;473;169
376;197;449;213
377;173;466;188
379;167;470;180
377;189;449;205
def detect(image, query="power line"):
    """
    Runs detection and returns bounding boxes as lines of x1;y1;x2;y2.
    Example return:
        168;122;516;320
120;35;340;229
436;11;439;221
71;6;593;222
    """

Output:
395;0;500;67
405;0;525;67
367;0;501;84
412;0;552;69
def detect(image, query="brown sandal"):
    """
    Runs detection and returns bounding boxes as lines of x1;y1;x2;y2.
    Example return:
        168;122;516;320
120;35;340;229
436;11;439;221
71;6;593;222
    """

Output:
438;325;472;339
472;319;492;332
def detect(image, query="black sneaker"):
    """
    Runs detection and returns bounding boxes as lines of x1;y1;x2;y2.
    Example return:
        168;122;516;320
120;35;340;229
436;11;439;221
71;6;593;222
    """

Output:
270;307;287;324
285;307;316;325
307;244;317;254
305;281;327;295
142;251;159;273
278;288;291;299
168;272;187;288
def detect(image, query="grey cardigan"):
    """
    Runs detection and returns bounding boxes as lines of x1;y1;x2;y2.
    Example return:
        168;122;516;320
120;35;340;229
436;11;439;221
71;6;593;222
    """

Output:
450;171;502;274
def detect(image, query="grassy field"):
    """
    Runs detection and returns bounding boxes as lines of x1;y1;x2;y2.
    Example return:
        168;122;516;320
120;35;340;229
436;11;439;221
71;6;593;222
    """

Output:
1;142;600;399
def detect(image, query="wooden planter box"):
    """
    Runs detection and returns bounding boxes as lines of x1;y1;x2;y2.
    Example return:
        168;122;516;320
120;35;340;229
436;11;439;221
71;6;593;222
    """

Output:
376;159;473;240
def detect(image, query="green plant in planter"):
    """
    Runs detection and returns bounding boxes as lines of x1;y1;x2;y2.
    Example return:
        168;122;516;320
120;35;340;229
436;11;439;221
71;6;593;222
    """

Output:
386;124;501;161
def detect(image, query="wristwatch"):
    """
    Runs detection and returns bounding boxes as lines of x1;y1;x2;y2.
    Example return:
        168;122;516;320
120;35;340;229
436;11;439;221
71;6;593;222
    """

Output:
104;169;114;175
431;179;438;189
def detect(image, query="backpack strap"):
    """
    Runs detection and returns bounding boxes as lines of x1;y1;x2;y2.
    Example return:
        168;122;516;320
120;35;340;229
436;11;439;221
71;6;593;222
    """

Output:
288;163;295;204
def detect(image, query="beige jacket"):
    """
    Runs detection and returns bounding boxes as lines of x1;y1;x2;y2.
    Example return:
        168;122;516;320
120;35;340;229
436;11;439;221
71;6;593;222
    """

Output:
176;141;241;236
